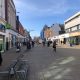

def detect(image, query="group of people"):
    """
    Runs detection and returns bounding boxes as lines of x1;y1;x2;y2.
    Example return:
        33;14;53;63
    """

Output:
42;40;57;52
0;40;35;66
0;40;57;66
16;40;35;52
26;40;35;50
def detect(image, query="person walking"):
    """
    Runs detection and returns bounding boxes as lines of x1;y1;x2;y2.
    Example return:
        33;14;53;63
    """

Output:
0;52;2;66
16;42;21;52
32;40;35;47
52;40;57;52
26;41;31;50
47;41;50;47
42;40;45;46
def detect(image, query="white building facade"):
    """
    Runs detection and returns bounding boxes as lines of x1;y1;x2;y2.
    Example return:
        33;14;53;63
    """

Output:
64;12;80;45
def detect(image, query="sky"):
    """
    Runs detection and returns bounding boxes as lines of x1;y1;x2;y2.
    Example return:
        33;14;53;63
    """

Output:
13;0;80;38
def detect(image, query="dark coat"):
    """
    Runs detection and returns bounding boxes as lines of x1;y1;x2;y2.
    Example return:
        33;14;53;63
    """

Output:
0;52;2;66
53;41;57;48
27;41;31;49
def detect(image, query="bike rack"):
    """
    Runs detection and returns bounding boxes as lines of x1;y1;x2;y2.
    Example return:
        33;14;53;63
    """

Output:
0;58;29;80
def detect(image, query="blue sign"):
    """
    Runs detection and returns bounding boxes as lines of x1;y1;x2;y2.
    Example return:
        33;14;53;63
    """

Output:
0;24;5;32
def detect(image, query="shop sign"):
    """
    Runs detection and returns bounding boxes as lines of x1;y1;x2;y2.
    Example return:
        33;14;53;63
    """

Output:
69;32;80;37
59;33;69;39
0;24;5;32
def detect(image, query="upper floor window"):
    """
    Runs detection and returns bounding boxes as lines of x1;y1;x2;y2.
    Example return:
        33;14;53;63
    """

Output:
78;25;80;29
66;28;70;33
71;26;77;31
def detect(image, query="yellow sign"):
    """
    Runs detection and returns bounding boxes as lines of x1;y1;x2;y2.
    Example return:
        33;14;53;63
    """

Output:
69;32;80;37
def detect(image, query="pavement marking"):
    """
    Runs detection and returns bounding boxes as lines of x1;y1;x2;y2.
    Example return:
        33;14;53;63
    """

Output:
54;68;71;79
59;56;75;65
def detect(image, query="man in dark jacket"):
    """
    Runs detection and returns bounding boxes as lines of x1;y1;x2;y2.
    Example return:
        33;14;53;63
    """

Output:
53;40;57;52
0;52;2;66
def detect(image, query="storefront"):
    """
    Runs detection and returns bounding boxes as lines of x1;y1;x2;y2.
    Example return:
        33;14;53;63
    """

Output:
0;35;5;52
69;32;80;45
0;24;6;52
8;32;17;48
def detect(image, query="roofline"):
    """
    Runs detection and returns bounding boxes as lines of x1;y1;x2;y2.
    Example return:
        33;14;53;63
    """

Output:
64;11;80;23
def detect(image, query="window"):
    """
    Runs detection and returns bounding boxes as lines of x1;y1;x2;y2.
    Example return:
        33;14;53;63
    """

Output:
66;28;70;33
71;26;77;31
78;25;80;29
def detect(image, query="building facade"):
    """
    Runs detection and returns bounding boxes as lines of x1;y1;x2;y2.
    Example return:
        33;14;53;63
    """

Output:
50;24;65;43
0;0;5;19
0;0;25;51
5;0;17;49
44;27;53;41
0;0;6;52
64;12;80;45
0;18;6;52
40;25;48;40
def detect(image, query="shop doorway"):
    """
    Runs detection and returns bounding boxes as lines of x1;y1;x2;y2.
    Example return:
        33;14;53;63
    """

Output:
0;35;5;52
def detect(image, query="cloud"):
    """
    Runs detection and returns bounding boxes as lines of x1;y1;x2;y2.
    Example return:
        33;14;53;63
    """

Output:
13;0;80;18
13;0;68;16
13;0;80;37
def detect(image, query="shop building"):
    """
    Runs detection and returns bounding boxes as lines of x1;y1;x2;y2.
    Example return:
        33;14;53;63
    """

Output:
4;0;18;49
0;18;6;52
64;12;80;45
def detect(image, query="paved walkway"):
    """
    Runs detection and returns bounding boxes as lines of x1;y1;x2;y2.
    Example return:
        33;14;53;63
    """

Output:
0;46;26;71
0;44;80;71
58;44;80;49
22;44;80;80
0;44;80;80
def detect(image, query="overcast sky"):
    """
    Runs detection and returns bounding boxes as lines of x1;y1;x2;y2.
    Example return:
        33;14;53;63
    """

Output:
13;0;80;37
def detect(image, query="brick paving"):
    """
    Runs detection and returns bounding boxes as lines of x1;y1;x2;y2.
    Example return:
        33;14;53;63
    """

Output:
58;44;80;49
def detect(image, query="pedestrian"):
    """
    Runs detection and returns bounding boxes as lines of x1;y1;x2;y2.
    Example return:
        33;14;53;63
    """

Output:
0;52;2;66
47;41;50;47
32;40;35;47
26;41;31;50
61;41;63;44
16;42;20;52
52;40;57;52
42;40;45;46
